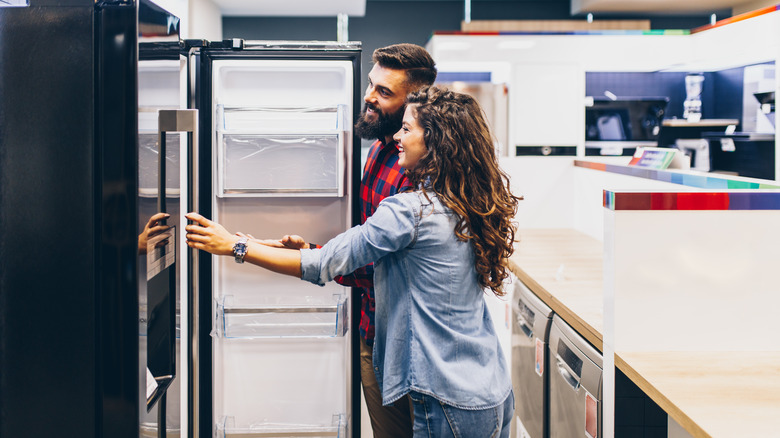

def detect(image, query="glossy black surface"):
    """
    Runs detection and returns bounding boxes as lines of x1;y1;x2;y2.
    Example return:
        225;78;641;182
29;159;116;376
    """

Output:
0;1;138;437
139;0;180;41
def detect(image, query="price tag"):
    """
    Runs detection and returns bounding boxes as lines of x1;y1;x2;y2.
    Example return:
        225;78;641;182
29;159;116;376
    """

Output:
585;391;598;438
535;338;544;377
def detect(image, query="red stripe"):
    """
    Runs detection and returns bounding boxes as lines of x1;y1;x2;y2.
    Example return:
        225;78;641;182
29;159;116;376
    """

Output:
650;193;677;210
676;193;730;210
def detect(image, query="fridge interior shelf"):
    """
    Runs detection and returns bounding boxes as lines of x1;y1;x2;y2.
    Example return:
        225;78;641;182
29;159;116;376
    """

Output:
216;414;346;438
215;297;348;339
217;105;346;134
216;105;346;197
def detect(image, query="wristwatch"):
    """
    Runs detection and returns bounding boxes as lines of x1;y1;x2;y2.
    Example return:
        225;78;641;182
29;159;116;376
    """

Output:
232;237;248;264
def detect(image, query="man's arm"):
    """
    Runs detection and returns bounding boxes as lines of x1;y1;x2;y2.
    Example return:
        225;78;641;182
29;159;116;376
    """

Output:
259;234;374;288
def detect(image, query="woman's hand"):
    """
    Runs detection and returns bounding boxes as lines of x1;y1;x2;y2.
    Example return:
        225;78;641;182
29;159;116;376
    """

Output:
185;212;237;256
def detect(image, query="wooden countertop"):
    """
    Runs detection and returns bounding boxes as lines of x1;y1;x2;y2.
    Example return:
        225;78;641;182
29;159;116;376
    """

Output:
508;228;604;350
507;228;780;438
618;352;780;438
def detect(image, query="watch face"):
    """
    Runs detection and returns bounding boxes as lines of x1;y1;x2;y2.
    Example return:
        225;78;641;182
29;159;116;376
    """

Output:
234;239;248;263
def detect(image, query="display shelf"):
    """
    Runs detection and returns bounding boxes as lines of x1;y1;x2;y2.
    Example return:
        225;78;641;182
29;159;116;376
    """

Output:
215;105;347;197
214;296;348;339
216;414;346;438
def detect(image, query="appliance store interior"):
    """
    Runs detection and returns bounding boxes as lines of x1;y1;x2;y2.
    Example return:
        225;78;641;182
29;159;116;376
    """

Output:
0;0;778;438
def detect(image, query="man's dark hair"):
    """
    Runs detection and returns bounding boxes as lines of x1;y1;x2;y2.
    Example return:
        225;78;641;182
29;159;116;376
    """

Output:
372;43;437;89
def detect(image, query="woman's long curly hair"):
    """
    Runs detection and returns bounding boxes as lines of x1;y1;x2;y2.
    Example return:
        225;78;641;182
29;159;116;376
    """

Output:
405;86;522;296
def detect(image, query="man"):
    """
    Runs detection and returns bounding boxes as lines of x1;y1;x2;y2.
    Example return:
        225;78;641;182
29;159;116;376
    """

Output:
270;44;436;437
348;43;436;438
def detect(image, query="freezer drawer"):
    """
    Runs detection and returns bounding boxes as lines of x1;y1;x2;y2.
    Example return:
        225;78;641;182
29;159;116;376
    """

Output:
511;279;554;438
548;315;603;438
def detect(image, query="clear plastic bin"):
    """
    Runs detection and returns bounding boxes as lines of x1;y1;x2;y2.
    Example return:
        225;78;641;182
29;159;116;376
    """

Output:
215;296;347;338
215;413;346;438
216;105;346;197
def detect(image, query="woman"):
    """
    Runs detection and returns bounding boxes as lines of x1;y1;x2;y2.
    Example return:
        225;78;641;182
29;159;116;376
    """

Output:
186;86;521;437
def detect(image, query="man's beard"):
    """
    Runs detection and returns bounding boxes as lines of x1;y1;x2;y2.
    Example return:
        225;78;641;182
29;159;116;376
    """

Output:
354;103;404;141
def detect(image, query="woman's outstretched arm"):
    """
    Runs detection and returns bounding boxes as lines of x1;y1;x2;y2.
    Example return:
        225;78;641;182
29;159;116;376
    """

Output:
185;212;302;278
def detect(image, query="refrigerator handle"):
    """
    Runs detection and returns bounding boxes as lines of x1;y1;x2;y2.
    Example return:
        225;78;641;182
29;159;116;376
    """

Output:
157;109;199;438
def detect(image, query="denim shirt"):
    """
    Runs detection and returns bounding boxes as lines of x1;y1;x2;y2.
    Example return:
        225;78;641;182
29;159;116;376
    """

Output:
300;191;511;409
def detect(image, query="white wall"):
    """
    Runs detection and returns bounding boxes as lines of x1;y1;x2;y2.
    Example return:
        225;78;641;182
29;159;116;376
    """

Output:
189;0;222;40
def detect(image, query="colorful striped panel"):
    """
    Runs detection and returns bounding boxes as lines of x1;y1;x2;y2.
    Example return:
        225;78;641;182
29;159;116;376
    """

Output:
603;191;780;210
432;30;690;36
691;4;780;34
575;160;780;190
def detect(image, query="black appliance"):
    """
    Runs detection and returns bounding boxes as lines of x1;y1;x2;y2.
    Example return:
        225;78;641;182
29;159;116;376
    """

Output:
702;132;775;180
0;0;183;437
585;97;669;156
0;0;141;437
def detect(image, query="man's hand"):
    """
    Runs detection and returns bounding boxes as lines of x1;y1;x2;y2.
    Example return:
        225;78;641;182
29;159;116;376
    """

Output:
241;233;307;249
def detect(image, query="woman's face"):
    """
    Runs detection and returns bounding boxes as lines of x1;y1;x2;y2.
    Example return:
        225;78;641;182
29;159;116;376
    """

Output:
393;104;427;169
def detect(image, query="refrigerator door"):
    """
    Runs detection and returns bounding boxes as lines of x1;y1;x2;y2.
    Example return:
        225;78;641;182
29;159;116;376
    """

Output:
0;1;139;437
195;42;361;438
138;43;188;437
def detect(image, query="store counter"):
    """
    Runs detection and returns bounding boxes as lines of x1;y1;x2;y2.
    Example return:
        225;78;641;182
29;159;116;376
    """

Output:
507;225;780;438
501;151;780;438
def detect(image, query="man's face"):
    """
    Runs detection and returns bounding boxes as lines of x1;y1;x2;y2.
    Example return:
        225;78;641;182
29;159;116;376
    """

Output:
355;64;412;141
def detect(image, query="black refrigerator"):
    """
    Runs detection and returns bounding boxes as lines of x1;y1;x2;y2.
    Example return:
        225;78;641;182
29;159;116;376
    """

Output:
0;0;179;436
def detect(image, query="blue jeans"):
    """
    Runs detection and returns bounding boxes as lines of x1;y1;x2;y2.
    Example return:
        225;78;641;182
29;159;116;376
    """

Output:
409;390;514;438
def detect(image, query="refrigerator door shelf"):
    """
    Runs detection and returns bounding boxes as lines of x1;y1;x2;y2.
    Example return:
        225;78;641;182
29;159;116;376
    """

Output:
218;105;347;133
216;413;346;438
216;104;347;197
218;133;344;197
215;296;348;339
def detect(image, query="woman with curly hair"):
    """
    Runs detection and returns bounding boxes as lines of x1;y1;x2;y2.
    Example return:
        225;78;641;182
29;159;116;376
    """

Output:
186;85;521;437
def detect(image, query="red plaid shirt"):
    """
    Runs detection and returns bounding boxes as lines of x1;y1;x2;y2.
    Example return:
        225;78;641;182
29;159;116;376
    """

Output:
334;138;411;345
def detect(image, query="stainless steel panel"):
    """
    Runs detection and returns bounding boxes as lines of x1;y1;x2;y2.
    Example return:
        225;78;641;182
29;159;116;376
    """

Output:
548;315;602;438
511;280;554;438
